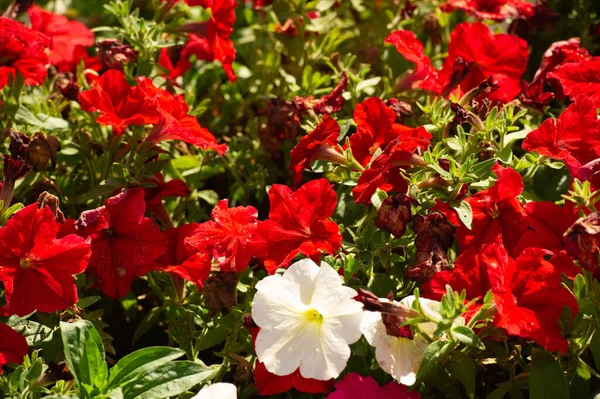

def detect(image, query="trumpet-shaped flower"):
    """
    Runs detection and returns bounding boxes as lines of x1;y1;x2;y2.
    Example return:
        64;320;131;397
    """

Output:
360;296;438;386
252;259;363;381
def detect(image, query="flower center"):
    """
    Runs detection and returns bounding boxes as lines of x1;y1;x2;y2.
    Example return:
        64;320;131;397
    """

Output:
20;258;33;269
104;228;115;236
304;309;324;325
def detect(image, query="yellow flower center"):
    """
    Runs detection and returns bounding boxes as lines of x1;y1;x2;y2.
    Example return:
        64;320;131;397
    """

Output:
20;258;33;269
304;309;324;324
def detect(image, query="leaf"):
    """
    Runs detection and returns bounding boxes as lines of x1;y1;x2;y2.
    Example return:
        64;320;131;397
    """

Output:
132;307;164;344
451;326;485;350
7;318;54;346
416;341;449;381
121;361;218;399
108;347;185;390
450;200;473;230
528;349;570;399
450;352;476;399
496;147;513;164
569;358;590;398
60;320;109;391
486;385;511;399
77;296;101;309
356;77;381;93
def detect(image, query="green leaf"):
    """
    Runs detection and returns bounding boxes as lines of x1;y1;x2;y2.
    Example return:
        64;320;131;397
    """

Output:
496;147;513;164
60;320;109;391
416;341;449;381
121;361;218;399
569;358;590;398
449;352;476;399
7;318;54;346
108;347;185;390
528;349;570;399
451;326;485;350
132;307;164;344
450;200;473;230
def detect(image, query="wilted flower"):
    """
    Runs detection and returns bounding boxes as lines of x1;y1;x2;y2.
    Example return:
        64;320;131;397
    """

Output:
37;191;66;223
203;272;238;315
252;258;363;380
375;194;417;238
97;39;139;71
564;213;600;271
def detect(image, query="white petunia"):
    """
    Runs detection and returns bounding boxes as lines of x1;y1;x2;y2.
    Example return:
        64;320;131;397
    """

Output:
192;382;237;399
251;258;364;381
360;295;438;386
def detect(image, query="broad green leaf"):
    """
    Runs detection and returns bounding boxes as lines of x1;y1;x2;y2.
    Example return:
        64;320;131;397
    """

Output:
60;320;108;391
496;147;512;164
528;349;569;399
450;200;473;230
121;361;218;399
451;326;485;350
569;358;590;398
450;351;476;399
108;347;185;390
416;341;449;381
8;318;54;346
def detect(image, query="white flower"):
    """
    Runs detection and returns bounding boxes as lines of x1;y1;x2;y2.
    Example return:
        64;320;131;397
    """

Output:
192;383;237;399
252;258;364;381
360;295;438;386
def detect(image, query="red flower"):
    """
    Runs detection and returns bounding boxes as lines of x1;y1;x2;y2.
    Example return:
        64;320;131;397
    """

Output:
482;243;578;354
74;189;168;299
548;58;600;107
186;199;259;272
293;73;349;115
384;30;433;91
289;115;345;187
249;179;342;273
440;0;534;21
0;323;28;374
387;22;529;103
156;224;211;289
27;6;94;68
0;204;90;316
0;17;50;89
138;78;227;153
523;97;600;175
78;70;158;134
443;164;528;255
327;372;421;399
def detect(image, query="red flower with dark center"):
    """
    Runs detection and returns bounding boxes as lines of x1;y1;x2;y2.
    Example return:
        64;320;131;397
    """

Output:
482;243;578;354
548;58;600;107
249;179;342;273
289;115;345;187
522;97;600;176
78;70;158;134
440;0;534;21
156;224;211;289
74;189;168;299
0;323;28;374
27;6;94;68
186;199;259;272
0;204;90;316
0;17;50;89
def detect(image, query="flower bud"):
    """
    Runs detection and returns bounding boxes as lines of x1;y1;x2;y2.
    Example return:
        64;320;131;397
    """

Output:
375;194;418;238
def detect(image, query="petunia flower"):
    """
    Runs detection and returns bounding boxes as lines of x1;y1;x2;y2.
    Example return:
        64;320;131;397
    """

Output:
0;17;50;89
249;179;342;273
548;58;600;107
0;204;91;316
387;22;529;103
522;97;600;176
360;296;438;386
186;199;259;272
0;323;28;374
74;189;168;299
482;243;578;354
327;372;421;399
193;382;237;399
439;0;534;21
141;173;190;221
252;258;363;380
27;6;94;69
156;224;211;290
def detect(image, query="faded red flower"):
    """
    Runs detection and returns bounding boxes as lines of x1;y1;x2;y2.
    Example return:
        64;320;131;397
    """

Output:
327;372;421;399
157;224;211;289
186;199;259;272
407;212;455;281
523;97;600;176
74;189;168;299
0;323;28;374
97;39;138;71
0;204;90;316
249;179;342;273
564;213;600;271
548;58;600;107
293;73;349;115
482;243;578;354
0;17;50;89
27;6;94;69
440;0;534;21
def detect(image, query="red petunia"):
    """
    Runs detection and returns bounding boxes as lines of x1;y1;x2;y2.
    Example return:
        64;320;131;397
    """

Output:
384;30;433;92
327;372;421;399
186;199;259;272
27;6;94;69
249;179;342;273
387;22;529;103
0;323;28;374
289;115;345;187
442;164;528;255
74;189;168;299
522;97;600;176
482;243;578;354
156;224;211;289
0;17;50;89
548;58;600;107
142;173;190;215
0;204;90;316
78;70;158;134
440;0;534;21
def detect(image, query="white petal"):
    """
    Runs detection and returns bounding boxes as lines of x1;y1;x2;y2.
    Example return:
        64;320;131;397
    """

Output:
360;310;388;347
252;274;308;329
298;323;351;380
324;311;364;345
281;258;320;305
311;262;359;317
193;383;237;399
